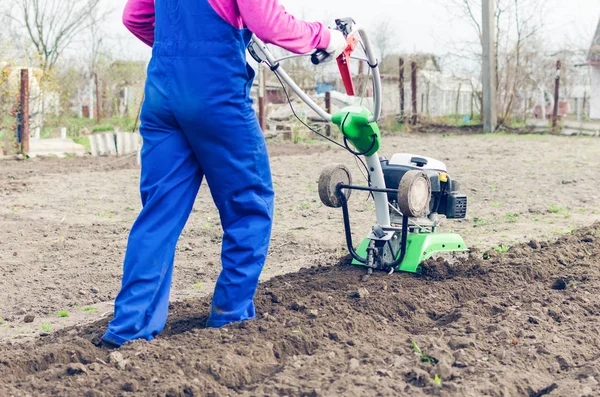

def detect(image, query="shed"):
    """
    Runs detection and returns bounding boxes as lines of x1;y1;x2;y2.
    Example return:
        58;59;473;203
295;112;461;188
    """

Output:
588;18;600;119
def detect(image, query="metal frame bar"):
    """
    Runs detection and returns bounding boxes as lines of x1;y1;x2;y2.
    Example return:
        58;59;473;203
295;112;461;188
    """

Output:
250;24;382;123
338;187;409;270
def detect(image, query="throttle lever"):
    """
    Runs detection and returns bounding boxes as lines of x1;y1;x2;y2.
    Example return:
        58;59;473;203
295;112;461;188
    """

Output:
311;49;330;65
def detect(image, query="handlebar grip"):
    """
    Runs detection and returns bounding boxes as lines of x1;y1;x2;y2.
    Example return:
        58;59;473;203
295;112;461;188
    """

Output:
311;50;330;65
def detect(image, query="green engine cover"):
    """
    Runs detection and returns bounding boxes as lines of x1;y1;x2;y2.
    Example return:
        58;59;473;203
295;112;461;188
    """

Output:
352;232;468;273
332;106;381;156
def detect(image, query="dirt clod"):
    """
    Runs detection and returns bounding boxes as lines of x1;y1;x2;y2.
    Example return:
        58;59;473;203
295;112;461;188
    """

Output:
348;358;360;371
448;337;473;351
109;351;130;370
121;381;139;392
551;278;568;290
353;288;370;299
23;315;34;323
66;363;88;376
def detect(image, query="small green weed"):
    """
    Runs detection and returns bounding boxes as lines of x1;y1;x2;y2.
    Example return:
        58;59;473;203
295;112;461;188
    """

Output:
58;310;69;318
411;342;437;364
493;245;510;253
472;217;486;227
0;317;3;324
433;374;442;386
192;283;203;290
548;205;566;214
505;213;519;223
83;307;98;313
41;323;53;333
491;201;502;208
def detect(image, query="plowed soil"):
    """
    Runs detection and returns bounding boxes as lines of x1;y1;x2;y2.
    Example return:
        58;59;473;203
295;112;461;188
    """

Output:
2;224;600;396
1;133;600;396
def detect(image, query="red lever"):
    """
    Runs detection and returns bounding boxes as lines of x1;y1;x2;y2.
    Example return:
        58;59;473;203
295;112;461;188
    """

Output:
336;34;359;96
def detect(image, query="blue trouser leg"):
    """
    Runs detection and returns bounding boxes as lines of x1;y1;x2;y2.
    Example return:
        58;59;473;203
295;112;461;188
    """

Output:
178;101;275;328
103;96;203;346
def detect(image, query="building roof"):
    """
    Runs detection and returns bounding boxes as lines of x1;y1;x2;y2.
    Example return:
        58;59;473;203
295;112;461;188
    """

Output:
588;18;600;62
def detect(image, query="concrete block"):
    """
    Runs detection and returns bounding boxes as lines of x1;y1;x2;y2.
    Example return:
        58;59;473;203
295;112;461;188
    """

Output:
28;138;86;158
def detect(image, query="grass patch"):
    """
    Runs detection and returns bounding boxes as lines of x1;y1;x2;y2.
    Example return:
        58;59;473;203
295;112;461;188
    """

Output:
472;217;486;227
192;283;203;290
71;136;91;152
493;245;510;253
92;125;115;133
57;310;69;318
505;213;519;223
83;307;98;313
41;323;53;333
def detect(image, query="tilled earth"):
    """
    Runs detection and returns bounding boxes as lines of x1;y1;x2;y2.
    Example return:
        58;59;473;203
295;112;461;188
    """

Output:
2;223;600;396
1;132;600;396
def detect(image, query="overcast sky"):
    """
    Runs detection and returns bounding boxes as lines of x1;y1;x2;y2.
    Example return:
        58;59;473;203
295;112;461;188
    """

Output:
103;0;599;65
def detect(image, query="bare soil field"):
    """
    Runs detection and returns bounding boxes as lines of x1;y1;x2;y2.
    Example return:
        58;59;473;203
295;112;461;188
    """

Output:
1;132;600;396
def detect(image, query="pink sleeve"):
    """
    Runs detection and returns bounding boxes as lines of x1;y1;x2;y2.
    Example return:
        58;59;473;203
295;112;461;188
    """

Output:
123;0;156;47
235;0;331;54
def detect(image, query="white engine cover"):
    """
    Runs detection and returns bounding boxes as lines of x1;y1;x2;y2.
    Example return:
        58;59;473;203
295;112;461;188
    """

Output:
389;153;448;172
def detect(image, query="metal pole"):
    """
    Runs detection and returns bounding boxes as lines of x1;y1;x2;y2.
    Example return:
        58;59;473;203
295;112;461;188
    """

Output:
411;61;417;125
399;58;405;122
552;60;561;129
482;0;497;133
20;69;30;156
258;63;266;131
325;91;332;137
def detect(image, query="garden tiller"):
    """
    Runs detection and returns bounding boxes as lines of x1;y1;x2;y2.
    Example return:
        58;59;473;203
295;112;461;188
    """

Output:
248;18;468;274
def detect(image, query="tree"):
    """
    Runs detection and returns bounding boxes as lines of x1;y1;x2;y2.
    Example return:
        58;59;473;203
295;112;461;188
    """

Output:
11;0;102;71
443;0;550;122
372;19;399;63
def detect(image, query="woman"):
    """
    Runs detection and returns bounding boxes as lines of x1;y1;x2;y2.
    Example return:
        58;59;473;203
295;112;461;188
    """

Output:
101;0;346;347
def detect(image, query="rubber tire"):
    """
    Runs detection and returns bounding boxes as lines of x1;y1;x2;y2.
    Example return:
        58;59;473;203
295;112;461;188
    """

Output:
398;170;432;217
318;163;352;208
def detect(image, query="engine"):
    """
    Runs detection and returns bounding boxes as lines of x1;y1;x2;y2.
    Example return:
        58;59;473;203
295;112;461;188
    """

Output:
380;154;467;220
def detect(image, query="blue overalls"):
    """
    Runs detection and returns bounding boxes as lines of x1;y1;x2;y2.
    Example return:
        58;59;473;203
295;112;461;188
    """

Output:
103;0;274;346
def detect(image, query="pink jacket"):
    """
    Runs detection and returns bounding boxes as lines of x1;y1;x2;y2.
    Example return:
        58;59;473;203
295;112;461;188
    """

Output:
123;0;331;54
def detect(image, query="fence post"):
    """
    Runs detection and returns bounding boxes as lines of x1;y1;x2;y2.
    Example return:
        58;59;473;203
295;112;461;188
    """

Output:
325;91;332;137
411;61;418;125
552;60;561;129
399;58;405;122
20;69;30;156
258;63;266;131
95;72;101;123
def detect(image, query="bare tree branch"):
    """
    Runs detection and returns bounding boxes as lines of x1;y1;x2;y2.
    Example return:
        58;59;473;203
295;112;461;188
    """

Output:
11;0;103;71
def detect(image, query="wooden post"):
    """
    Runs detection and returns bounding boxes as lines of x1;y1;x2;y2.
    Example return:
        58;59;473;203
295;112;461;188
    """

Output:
411;61;417;125
20;69;30;155
258;64;266;131
94;72;101;123
399;58;405;122
325;91;332;137
455;83;462;120
552;60;561;129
